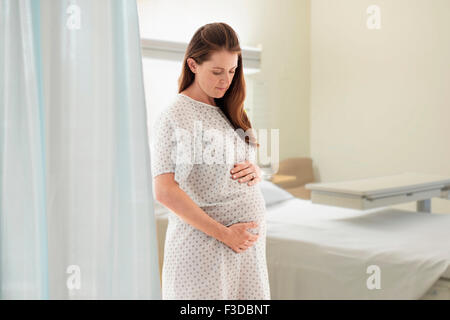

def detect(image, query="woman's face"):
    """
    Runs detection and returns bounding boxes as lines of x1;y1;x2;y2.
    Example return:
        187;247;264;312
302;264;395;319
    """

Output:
188;50;239;98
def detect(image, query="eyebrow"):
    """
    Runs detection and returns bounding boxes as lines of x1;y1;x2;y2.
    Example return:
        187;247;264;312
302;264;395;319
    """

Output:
212;65;238;70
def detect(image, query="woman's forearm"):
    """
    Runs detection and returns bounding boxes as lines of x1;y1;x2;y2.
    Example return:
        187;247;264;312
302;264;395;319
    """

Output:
156;184;229;242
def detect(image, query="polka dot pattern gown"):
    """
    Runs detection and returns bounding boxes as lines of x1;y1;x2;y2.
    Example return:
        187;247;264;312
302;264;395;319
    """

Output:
150;93;271;300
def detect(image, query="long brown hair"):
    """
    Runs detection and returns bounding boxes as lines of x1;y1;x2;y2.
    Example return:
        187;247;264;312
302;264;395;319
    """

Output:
178;22;259;147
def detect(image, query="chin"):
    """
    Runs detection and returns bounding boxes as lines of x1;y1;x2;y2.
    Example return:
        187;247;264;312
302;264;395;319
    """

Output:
215;91;226;98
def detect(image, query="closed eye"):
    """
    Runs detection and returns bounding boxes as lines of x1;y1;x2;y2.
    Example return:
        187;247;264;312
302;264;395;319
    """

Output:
213;71;236;75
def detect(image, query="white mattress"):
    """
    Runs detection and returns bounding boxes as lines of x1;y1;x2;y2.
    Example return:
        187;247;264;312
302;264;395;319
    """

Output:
422;278;450;300
265;198;450;299
442;264;450;279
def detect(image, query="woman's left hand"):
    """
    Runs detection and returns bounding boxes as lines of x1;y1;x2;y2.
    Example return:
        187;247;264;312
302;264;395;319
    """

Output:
230;160;262;186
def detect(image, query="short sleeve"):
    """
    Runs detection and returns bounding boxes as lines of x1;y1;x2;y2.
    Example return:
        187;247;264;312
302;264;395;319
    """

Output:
150;111;177;179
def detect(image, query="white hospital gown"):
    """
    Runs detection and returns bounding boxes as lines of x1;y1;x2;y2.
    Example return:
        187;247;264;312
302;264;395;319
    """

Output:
150;93;271;300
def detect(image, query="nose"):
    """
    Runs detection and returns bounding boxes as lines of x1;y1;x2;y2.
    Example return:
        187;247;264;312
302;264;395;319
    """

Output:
220;73;232;87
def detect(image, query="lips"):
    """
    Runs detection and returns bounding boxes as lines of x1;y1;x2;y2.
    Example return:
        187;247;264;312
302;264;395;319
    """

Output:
217;87;226;90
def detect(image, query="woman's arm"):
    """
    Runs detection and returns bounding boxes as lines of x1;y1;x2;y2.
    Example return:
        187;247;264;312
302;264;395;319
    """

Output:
154;172;229;242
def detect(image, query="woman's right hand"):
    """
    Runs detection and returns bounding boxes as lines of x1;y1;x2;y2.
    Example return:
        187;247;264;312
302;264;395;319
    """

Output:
221;222;259;253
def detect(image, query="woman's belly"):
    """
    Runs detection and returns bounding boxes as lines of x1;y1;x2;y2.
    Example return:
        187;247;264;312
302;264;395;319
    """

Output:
180;163;267;232
201;180;267;234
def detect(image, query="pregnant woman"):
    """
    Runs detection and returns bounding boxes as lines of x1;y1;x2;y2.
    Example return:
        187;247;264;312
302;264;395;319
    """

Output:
151;22;270;300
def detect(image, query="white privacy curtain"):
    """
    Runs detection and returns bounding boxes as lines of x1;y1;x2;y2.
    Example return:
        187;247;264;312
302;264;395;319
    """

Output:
0;0;161;299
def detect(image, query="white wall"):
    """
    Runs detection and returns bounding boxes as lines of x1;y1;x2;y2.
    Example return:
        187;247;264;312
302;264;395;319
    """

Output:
310;0;450;213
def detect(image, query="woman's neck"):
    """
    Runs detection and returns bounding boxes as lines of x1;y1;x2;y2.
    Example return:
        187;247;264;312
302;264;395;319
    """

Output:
181;85;217;107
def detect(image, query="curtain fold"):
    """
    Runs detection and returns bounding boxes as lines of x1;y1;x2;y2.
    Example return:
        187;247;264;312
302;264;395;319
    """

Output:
0;0;161;299
0;0;49;299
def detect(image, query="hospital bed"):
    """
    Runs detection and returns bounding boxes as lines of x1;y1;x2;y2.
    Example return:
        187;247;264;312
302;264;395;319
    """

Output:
153;172;450;299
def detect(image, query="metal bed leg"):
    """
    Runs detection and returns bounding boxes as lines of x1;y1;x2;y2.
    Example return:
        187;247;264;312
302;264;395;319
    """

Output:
417;199;431;213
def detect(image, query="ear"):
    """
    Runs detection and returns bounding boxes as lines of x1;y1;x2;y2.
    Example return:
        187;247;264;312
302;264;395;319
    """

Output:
187;58;197;74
